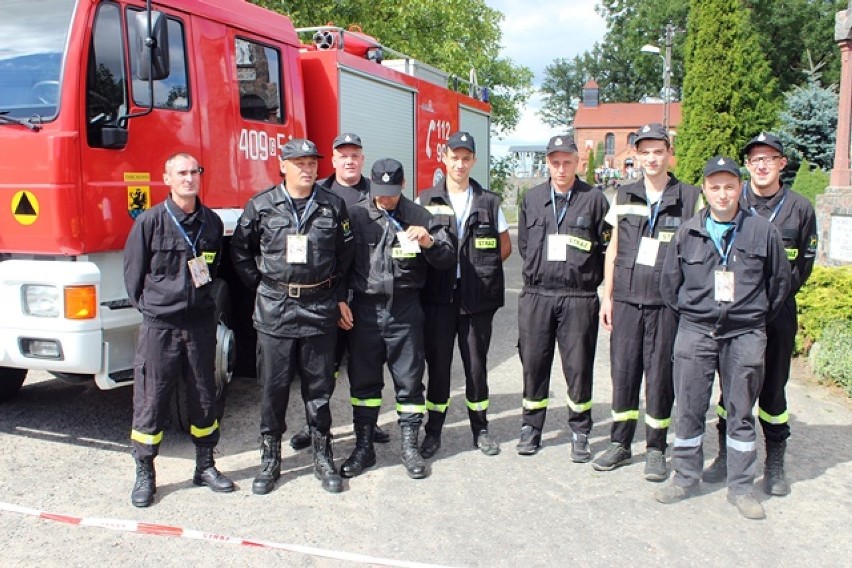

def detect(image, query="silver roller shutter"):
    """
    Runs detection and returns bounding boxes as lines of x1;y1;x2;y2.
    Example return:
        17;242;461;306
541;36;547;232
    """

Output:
459;105;491;190
339;69;416;198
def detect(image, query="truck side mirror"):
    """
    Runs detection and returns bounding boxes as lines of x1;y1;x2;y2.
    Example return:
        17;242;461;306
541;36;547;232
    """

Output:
134;10;170;81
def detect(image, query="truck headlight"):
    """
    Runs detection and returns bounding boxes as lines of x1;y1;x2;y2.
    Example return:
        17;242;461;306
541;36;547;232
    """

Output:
22;284;60;317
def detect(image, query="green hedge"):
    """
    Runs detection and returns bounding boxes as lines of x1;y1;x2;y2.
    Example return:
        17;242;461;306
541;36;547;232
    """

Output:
796;265;852;354
812;323;852;397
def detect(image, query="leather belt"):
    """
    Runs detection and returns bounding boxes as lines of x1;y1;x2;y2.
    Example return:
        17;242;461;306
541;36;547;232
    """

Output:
261;277;334;298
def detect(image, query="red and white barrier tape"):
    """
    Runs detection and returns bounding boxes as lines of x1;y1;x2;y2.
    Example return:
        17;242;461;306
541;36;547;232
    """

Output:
0;501;450;568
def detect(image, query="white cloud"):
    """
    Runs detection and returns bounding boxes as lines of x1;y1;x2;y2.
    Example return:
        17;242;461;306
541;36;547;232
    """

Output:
485;1;606;156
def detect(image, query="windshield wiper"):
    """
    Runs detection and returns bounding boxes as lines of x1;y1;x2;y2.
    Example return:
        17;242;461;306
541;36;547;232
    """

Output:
0;112;42;131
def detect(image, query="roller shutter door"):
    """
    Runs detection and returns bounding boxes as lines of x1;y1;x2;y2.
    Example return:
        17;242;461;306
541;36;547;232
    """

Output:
459;106;491;189
339;69;416;198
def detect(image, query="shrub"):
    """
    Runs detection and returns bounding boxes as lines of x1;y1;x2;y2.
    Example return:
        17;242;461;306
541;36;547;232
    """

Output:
790;159;829;207
812;323;852;397
796;265;852;354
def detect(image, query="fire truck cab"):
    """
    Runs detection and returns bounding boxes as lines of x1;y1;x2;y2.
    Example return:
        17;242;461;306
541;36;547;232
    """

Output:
0;0;490;424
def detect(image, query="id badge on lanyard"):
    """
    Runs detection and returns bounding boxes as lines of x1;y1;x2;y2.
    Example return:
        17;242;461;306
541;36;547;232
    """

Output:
188;256;212;287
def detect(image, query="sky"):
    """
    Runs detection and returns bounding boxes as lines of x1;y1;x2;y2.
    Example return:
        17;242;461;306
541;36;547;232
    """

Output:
483;0;607;157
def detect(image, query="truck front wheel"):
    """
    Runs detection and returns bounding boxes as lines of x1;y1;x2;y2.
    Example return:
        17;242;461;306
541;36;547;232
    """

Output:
0;368;27;402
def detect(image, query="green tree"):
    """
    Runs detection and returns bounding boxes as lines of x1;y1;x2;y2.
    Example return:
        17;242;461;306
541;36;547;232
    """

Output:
791;159;830;206
585;148;597;185
538;55;588;128
489;154;515;198
777;66;838;174
675;0;781;184
252;0;534;136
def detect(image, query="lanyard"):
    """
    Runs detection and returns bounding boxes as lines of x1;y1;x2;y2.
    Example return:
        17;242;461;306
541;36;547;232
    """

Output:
745;184;787;223
452;189;473;238
550;187;570;231
647;196;664;237
710;224;738;268
381;208;405;232
281;185;317;234
165;200;204;257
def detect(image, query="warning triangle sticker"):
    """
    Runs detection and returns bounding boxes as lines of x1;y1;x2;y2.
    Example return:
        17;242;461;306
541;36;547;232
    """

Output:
15;193;36;216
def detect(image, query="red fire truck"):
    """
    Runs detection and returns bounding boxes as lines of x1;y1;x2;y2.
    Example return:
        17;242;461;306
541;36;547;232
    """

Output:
0;0;491;423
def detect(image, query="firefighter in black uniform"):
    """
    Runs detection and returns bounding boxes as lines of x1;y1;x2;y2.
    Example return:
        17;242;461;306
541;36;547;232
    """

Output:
703;133;818;496
516;135;610;459
230;138;354;495
418;132;512;458
123;152;234;508
656;156;790;520
288;132;391;450
595;124;702;480
338;159;455;479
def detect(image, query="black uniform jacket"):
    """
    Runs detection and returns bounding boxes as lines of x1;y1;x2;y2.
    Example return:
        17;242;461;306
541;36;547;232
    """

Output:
661;208;791;338
230;183;354;337
348;195;455;298
123;196;223;328
611;175;702;306
319;174;370;210
419;178;505;314
740;183;817;296
518;177;610;294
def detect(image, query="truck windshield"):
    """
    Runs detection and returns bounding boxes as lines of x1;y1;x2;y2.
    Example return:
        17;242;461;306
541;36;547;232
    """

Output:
0;0;75;121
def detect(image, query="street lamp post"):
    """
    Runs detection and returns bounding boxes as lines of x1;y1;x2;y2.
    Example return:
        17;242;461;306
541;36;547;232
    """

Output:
641;23;675;131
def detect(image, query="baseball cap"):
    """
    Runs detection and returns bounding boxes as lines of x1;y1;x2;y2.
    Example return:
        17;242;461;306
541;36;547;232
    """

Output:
332;132;363;149
546;135;579;155
280;138;323;160
370;158;404;196
743;132;784;157
447;131;476;153
634;123;669;145
703;155;742;179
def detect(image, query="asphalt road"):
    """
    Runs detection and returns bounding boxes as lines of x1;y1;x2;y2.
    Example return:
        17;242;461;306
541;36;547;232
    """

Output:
1;228;851;567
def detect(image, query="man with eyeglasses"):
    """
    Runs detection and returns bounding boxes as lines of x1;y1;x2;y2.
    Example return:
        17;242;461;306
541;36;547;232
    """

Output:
124;153;234;507
702;133;818;497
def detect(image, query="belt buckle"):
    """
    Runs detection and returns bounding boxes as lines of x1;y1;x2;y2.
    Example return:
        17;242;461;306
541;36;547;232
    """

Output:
288;284;301;298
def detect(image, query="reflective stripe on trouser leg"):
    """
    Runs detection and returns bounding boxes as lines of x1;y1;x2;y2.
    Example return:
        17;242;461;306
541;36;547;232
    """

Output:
423;302;457;435
759;299;796;442
518;292;558;432
671;327;717;488
190;419;219;439
609;300;644;447
719;329;765;495
555;294;598;435
385;299;426;426
424;400;449;437
458;309;496;435
466;398;490;435
641;305;677;451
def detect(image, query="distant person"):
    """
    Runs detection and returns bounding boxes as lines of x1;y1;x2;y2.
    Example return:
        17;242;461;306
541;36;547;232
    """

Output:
656;156;790;520
123;152;234;508
515;135;611;460
418;132;512;459
702;133;818;497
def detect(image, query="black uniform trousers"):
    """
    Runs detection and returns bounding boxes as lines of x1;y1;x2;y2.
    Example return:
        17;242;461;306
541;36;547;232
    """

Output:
609;301;676;451
518;291;599;435
347;293;427;427
672;326;765;495
716;298;796;443
257;330;335;437
131;322;219;460
423;296;496;437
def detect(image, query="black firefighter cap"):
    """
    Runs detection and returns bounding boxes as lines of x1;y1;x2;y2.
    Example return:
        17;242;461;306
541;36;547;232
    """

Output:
370;158;404;196
703;155;742;179
280;138;323;160
546;135;578;155
332;132;363;149
447;131;476;153
634;123;669;145
743;132;784;157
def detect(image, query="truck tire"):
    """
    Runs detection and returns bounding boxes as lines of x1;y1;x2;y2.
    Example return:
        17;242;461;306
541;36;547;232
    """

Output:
0;368;27;402
169;279;234;432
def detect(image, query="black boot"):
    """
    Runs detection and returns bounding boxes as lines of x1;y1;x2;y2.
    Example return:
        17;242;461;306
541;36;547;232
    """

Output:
341;423;376;478
764;440;791;496
289;424;311;450
312;429;343;493
702;429;727;483
373;423;391;444
400;423;429;479
192;446;235;493
252;434;281;495
131;457;156;508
